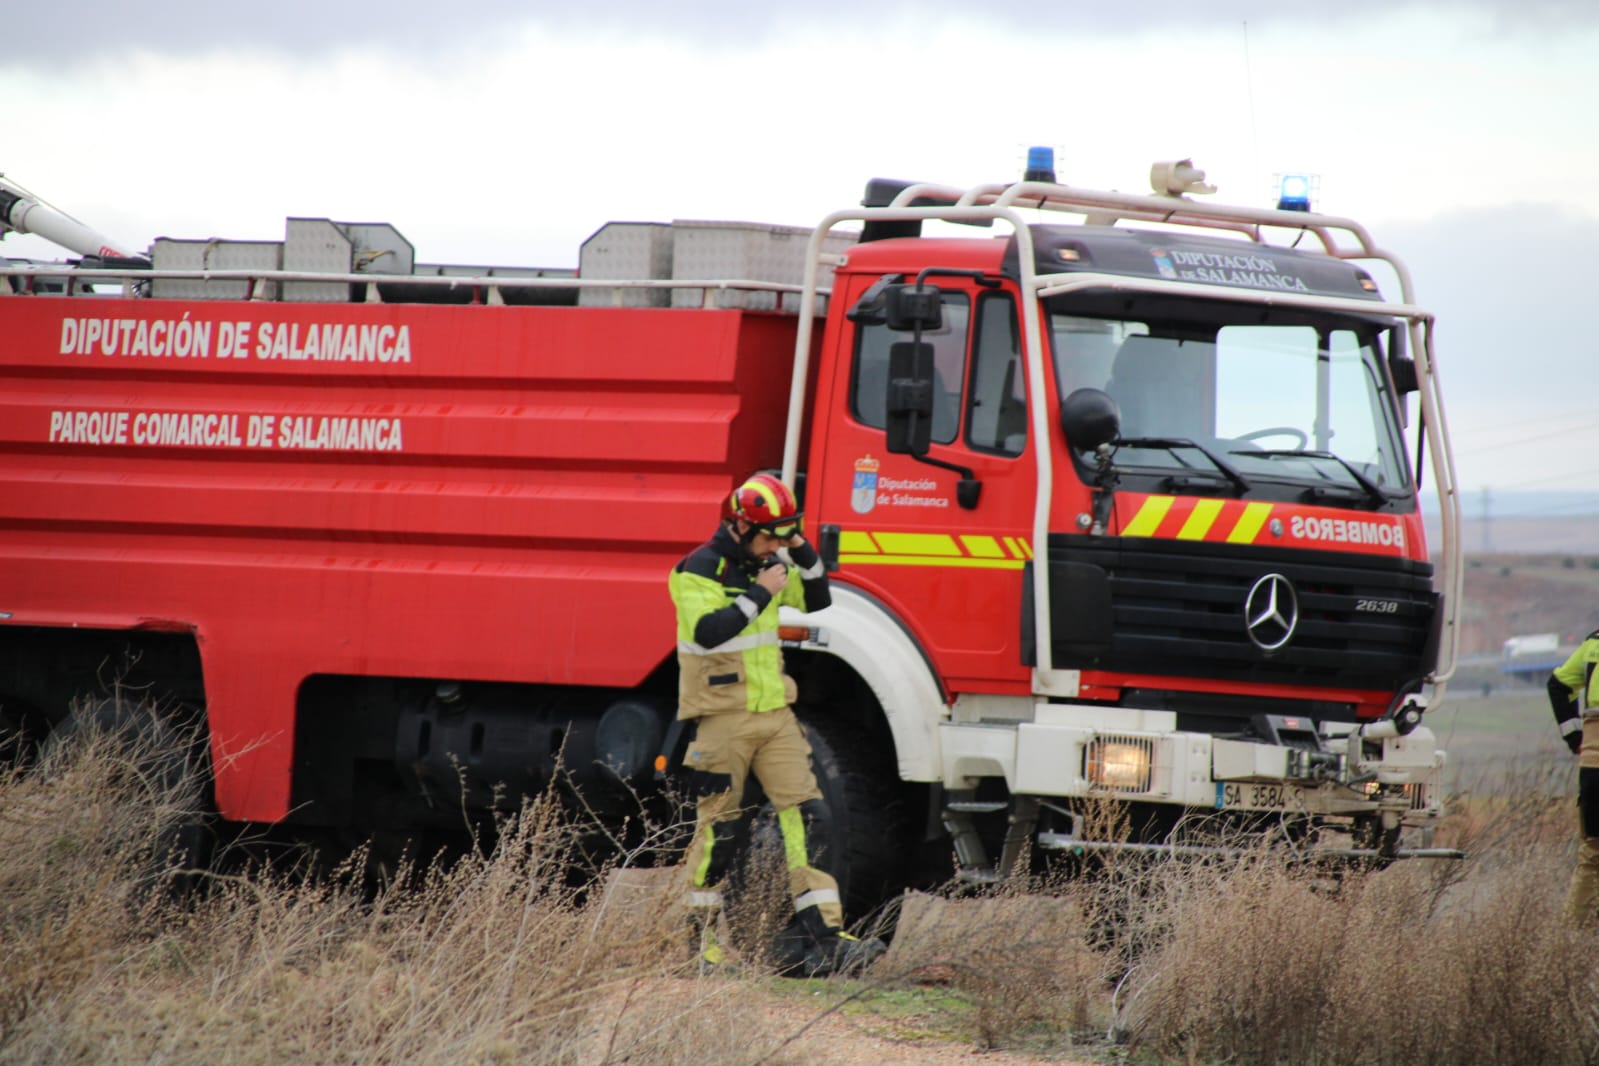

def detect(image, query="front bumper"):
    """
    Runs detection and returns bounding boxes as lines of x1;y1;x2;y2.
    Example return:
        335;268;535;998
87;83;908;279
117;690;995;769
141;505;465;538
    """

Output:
939;702;1445;823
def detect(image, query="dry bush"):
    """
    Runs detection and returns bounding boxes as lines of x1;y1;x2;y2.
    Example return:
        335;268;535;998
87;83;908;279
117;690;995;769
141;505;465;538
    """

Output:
0;716;208;1042
873;886;1104;1052
0;721;826;1065
1115;790;1599;1066
722;828;813;968
19;712;1599;1065
1436;758;1574;859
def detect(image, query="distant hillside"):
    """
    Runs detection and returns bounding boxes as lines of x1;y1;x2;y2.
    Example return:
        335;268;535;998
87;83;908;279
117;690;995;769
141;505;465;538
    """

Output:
1426;514;1597;555
1454;553;1599;659
1422;489;1599;554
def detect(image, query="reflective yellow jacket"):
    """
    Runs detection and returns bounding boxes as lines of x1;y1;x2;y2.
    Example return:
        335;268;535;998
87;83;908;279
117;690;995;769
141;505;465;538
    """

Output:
1550;630;1599;768
669;525;829;718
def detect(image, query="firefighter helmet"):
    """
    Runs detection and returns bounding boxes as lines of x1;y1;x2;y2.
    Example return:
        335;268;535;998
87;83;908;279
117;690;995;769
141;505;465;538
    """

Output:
728;473;803;538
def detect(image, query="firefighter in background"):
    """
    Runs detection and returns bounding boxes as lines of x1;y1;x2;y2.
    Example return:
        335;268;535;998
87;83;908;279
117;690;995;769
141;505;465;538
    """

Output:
1548;627;1599;924
669;472;885;975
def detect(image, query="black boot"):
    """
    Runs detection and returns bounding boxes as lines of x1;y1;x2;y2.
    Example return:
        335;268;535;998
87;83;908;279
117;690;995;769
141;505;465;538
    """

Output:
769;917;819;976
818;927;886;975
775;908;886;978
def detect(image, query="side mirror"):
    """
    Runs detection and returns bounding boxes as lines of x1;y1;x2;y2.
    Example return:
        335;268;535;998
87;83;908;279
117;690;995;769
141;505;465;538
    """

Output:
883;283;943;332
885;341;935;455
1061;388;1121;452
1387;326;1418;394
1386;325;1416;427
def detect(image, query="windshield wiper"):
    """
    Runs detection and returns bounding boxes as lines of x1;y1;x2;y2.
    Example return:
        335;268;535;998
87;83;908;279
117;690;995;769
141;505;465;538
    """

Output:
1234;449;1388;508
1116;437;1252;495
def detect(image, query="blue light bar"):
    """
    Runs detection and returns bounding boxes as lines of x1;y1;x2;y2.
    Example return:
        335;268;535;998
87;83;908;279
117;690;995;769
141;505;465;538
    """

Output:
1024;145;1057;184
1277;174;1312;212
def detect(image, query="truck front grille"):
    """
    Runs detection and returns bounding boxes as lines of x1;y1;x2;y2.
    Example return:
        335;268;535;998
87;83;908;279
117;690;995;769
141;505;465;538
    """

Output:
1043;536;1438;694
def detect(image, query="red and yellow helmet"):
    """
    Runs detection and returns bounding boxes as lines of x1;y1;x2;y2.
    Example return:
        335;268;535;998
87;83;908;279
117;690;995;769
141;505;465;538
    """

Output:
727;472;803;538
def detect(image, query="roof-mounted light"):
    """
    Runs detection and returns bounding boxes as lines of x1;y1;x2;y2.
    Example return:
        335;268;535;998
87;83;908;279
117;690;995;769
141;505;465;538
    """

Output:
1277;174;1313;212
1150;159;1216;197
1023;145;1057;183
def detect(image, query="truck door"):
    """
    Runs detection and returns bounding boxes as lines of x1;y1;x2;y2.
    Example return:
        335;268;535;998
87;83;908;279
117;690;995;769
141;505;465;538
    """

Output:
811;279;1036;691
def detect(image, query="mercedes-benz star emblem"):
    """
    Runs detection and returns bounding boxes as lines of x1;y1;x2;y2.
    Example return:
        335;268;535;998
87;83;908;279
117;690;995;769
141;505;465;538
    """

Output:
1244;573;1298;651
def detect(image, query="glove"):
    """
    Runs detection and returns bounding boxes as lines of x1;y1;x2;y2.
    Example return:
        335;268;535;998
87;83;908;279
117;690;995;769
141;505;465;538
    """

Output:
1568;731;1584;755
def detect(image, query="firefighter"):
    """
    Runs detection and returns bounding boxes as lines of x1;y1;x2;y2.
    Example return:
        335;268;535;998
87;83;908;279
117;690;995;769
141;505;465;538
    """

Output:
669;472;885;975
1548;628;1599;924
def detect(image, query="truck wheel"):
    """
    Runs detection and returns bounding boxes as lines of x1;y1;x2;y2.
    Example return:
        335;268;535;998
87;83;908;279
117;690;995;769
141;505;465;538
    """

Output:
46;695;217;897
800;713;910;919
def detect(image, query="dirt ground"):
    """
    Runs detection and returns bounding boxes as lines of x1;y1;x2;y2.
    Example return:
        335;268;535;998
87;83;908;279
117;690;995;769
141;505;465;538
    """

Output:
590;873;1107;1064
573;974;1105;1066
746;988;1101;1066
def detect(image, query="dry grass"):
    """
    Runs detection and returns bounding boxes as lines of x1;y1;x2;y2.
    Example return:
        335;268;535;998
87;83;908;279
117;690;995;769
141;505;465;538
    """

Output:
871;888;1103;1052
8;715;1599;1065
0;722;805;1065
0;722;208;1038
1111;783;1599;1065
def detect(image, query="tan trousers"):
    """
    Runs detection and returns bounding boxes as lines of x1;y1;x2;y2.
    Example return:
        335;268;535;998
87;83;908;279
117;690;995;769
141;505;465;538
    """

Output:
1567;767;1599;925
681;707;844;929
1567;832;1599;926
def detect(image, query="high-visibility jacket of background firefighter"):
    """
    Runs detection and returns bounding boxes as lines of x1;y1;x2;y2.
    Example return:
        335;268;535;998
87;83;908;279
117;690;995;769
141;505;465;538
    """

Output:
1551;629;1599;769
670;525;830;718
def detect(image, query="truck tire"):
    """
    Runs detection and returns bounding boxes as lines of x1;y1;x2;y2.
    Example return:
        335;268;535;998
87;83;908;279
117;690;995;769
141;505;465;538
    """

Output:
45;695;217;897
801;712;910;919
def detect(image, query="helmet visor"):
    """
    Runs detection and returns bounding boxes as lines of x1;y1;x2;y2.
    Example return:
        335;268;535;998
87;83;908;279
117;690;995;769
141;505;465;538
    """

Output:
753;515;804;540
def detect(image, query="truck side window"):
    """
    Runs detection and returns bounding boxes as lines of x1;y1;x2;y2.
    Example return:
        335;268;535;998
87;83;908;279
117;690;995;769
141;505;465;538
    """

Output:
851;291;970;445
966;293;1024;456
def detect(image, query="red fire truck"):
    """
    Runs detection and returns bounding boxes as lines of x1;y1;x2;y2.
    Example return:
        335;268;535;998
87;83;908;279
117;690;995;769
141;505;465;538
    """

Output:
0;156;1463;909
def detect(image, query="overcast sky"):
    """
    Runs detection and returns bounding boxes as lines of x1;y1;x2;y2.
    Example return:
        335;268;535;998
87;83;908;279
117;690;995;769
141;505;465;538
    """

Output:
5;2;1596;511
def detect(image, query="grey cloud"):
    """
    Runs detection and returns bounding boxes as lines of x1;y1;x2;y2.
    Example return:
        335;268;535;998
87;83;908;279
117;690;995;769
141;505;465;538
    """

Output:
1379;204;1598;493
1382;204;1591;388
6;1;1594;69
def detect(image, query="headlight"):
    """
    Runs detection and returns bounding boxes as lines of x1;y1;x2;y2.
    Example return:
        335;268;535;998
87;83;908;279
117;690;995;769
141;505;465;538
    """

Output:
1086;737;1153;791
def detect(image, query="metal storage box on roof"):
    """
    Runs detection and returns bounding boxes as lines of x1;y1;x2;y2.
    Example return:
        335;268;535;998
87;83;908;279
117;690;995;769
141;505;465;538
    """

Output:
150;238;283;300
577;222;673;308
282;219;416;303
668;220;855;311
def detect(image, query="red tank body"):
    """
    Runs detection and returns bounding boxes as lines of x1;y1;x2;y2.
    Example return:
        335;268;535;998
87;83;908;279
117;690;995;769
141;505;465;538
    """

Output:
1;296;810;819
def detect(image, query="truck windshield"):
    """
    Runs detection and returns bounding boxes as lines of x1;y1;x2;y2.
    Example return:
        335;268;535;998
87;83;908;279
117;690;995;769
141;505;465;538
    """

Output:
1050;311;1412;497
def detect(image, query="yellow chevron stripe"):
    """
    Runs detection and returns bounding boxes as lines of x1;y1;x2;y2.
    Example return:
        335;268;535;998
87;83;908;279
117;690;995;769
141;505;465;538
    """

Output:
838;530;1034;569
1176;498;1224;540
1225;502;1274;544
839;554;1027;570
838;530;879;554
872;532;962;556
1122;495;1174;537
960;535;1006;559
